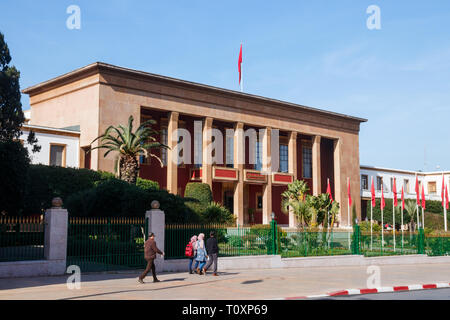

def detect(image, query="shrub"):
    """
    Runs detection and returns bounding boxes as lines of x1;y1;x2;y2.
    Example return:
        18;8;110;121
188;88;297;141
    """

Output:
23;165;115;215
136;177;159;192
250;224;286;253
359;221;381;233
184;183;212;204
202;202;235;224
0;141;30;215
146;189;200;223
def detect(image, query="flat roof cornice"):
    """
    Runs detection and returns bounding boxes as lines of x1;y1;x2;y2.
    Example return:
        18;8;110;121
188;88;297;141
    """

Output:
23;62;367;124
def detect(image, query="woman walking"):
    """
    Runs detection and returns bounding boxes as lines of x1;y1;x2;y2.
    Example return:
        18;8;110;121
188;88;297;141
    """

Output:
195;233;208;275
187;235;198;274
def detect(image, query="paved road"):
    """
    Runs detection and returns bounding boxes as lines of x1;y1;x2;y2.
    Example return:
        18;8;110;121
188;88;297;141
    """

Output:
314;288;450;300
0;263;449;300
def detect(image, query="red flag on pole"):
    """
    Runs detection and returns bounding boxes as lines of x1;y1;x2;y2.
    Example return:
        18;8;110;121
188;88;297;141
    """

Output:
415;175;420;206
446;184;449;210
238;44;243;85
326;179;333;203
393;178;397;207
347;178;352;207
381;185;385;210
401;186;405;211
371;178;376;208
421;184;426;209
442;174;445;208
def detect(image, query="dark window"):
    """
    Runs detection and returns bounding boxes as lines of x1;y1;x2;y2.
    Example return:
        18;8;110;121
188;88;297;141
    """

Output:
302;146;312;178
361;175;368;190
50;145;65;167
257;195;263;209
279;144;288;173
376;176;383;191
254;141;262;171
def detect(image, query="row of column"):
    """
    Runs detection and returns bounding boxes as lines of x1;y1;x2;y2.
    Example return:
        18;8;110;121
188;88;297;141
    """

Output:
165;112;338;226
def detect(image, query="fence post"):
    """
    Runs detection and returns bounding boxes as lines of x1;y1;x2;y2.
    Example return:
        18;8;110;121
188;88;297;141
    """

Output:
269;218;278;255
145;200;165;272
418;228;425;254
44;197;68;275
352;224;360;255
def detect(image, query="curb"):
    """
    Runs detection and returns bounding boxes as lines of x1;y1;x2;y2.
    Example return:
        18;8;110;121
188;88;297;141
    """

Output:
284;282;450;299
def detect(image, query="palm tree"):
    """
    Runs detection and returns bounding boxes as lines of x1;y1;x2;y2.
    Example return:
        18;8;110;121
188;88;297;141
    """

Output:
281;180;312;229
91;115;168;184
404;199;417;232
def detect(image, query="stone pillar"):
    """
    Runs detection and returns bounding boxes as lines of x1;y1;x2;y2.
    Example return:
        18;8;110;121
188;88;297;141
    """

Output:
262;127;272;225
167;111;179;194
288;131;298;228
234;122;245;226
146;201;165;272
202;117;213;188
333;139;343;227
44;199;68;274
312;135;322;196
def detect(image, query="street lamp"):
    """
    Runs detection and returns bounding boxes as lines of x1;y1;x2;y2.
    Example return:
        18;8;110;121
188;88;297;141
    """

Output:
271;212;275;221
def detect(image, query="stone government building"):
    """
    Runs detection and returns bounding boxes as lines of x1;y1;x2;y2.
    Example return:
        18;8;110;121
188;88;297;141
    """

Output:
23;62;367;227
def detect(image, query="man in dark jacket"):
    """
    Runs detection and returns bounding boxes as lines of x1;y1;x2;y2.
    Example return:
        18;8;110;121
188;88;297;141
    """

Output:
138;232;164;283
202;231;219;276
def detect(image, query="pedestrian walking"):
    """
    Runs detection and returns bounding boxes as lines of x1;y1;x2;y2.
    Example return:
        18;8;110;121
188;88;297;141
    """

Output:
186;235;199;274
138;232;164;283
203;231;219;276
195;233;207;275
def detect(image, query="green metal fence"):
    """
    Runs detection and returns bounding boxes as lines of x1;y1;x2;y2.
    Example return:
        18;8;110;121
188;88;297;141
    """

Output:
0;216;45;262
165;223;276;259
67;217;147;272
424;235;450;256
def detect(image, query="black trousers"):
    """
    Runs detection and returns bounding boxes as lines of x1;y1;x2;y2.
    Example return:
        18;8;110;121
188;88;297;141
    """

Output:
139;258;157;280
204;253;218;273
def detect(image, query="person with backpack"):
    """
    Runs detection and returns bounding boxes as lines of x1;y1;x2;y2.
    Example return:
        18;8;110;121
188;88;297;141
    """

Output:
186;235;198;274
195;233;207;275
202;231;219;276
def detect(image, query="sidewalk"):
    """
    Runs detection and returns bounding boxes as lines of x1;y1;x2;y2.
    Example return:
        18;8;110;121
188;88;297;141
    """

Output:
1;262;450;300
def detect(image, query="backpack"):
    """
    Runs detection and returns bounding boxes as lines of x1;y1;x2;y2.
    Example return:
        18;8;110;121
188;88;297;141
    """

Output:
185;242;194;257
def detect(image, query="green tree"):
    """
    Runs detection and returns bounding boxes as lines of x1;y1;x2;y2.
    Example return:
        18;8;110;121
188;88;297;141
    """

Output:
0;32;24;141
281;180;313;229
91;115;168;184
404;199;418;231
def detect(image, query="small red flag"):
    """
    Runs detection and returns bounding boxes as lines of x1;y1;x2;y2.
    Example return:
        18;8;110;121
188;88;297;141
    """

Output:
347;178;352;207
446;184;449;210
442;174;445;208
415;175;420;206
401;186;405;211
327;179;333;203
371;178;376;208
421;184;426;209
381;185;385;210
238;44;243;85
393;178;397;207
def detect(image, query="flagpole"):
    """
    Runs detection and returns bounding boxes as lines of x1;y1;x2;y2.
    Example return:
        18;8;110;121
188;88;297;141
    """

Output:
445;184;448;232
393;177;396;252
370;177;373;251
443;173;447;232
401;205;404;253
381;185;384;252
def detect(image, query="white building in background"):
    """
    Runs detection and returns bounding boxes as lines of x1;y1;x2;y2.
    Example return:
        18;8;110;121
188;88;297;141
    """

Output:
360;165;449;219
20;110;80;168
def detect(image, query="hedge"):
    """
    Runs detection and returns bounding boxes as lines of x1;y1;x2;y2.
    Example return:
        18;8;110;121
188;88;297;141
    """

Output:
184;183;213;204
0;141;30;215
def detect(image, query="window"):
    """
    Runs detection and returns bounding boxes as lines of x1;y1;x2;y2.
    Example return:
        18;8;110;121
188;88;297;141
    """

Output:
361;175;368;190
428;181;437;194
160;127;168;166
376;176;383;191
225;131;234;168
404;179;409;193
256;194;263;210
49;144;66;167
302;146;312;178
254;140;262;171
279;144;288;173
194;124;202;168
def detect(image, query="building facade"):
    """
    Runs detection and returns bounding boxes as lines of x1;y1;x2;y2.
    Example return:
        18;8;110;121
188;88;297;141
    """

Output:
19;122;80;168
360;165;449;220
23;62;366;227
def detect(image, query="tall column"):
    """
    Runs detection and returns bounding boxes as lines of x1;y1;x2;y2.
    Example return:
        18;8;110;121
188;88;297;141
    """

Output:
262;127;272;225
312;135;322;196
288;131;298;228
202;117;213;188
167;111;179;194
234;122;245;226
333;139;343;226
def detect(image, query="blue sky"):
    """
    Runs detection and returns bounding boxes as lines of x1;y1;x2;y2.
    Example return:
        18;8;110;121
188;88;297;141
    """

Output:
1;1;450;171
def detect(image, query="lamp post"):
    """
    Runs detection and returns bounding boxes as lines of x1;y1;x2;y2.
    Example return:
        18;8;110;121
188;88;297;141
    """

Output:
270;212;277;255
